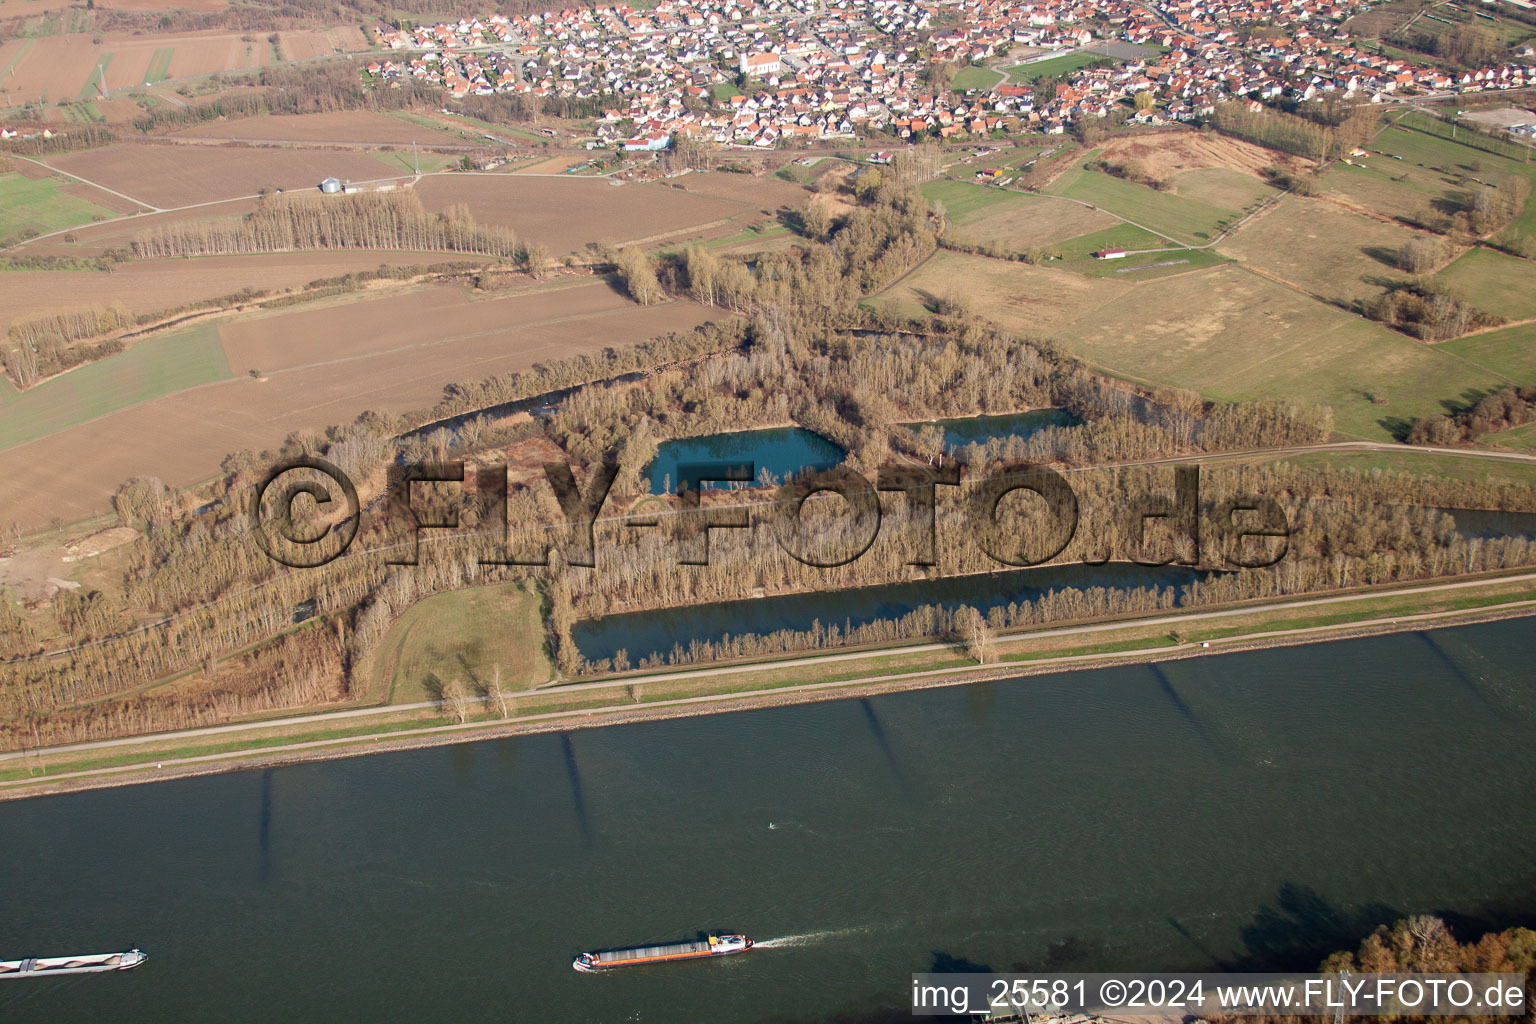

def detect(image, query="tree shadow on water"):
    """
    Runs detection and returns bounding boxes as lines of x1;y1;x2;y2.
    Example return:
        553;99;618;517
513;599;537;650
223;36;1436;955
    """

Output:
1233;882;1400;970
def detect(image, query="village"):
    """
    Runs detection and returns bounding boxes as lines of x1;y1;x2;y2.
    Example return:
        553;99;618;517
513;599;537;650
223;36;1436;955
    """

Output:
364;0;1536;149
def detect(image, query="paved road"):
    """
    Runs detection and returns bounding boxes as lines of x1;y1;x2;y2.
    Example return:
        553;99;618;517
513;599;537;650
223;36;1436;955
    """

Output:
6;568;1535;765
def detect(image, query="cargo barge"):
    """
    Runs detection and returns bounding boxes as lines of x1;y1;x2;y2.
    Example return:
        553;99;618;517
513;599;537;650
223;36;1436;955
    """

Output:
0;949;146;979
573;933;751;971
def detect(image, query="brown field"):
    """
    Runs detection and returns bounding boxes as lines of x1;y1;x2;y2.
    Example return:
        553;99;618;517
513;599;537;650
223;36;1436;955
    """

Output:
0;0;78;17
512;155;593;175
11;158;53;180
49;143;406;208
98;0;225;10
275;27;369;61
173;111;464;146
870;249;1133;335
671;170;810;209
0;281;715;531
1216;195;1426;310
0;29;365;105
59;181;146;214
414;174;748;253
1100;130;1308;180
0;251;484;327
949;193;1117;251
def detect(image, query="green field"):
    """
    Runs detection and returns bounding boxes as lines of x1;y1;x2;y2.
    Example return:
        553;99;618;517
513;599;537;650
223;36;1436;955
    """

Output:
1276;448;1536;486
713;82;742;101
145;47;175;85
1051;222;1182;260
1054;265;1510;441
1048;165;1239;243
0;324;232;450
79;52;112;100
951;64;1004;92
1441;322;1536;382
1067;244;1228;280
920;178;1013;219
1005;52;1104;82
1386;120;1536;235
1481;421;1536;451
1430;246;1536;321
0;172;112;244
375;580;552;703
1324;122;1536;233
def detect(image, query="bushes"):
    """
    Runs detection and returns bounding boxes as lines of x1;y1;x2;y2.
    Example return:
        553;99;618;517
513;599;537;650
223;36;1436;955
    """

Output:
1086;155;1168;191
1407;384;1536;446
1365;282;1503;341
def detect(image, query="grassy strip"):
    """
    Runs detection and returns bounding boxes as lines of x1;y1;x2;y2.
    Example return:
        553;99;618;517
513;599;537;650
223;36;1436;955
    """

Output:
6;578;1536;789
79;53;113;101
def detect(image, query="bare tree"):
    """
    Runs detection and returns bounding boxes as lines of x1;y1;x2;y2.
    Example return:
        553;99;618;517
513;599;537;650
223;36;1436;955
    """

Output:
960;606;992;664
489;663;510;718
442;677;472;724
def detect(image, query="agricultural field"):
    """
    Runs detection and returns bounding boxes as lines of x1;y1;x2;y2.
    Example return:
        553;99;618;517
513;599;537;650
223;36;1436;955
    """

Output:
172;111;465;147
1429;246;1536;321
1098;130;1298;179
1215;195;1427;311
868;249;1133;335
48;144;406;208
0;323;230;450
0;251;484;329
273;27;369;62
375;581;551;704
1440;322;1536;382
1047;164;1253;244
413;174;752;254
15;196;260;257
1323;122;1536;231
1050;222;1183;261
1052;265;1512;440
0;169;114;242
0;281;715;531
933;185;1120;252
0;31;350;106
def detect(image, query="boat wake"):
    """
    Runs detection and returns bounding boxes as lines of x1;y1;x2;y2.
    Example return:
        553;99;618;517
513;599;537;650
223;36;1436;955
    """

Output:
767;821;817;834
754;926;870;949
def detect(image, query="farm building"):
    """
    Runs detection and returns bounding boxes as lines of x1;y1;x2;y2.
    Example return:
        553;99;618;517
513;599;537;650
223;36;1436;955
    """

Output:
1093;248;1127;260
319;177;343;194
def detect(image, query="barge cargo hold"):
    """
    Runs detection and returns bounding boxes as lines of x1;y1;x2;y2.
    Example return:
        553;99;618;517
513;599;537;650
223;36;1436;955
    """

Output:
0;949;146;979
573;933;751;972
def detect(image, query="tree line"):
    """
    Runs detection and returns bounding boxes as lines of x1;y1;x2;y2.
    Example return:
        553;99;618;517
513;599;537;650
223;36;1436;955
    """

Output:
130;191;522;259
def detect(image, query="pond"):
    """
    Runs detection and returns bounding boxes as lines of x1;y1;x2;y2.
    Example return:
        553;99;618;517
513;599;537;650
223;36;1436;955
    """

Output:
646;426;845;494
905;408;1080;450
573;562;1207;666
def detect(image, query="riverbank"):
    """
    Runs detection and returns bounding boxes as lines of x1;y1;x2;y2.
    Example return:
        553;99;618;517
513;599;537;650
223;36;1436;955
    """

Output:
4;569;1534;802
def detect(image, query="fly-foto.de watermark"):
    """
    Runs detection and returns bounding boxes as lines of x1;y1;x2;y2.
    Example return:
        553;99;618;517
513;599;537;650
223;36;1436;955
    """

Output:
251;457;1291;572
910;972;1529;1017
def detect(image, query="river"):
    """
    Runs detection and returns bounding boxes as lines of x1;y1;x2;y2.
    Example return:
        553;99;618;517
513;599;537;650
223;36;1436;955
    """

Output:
2;618;1534;1023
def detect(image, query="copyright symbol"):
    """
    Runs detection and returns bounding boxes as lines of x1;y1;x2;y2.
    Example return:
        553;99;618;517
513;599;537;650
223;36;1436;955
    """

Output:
251;456;360;569
1101;980;1127;1007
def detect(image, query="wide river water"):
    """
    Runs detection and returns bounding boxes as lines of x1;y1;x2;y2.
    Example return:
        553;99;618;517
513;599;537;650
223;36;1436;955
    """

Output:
2;619;1534;1023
